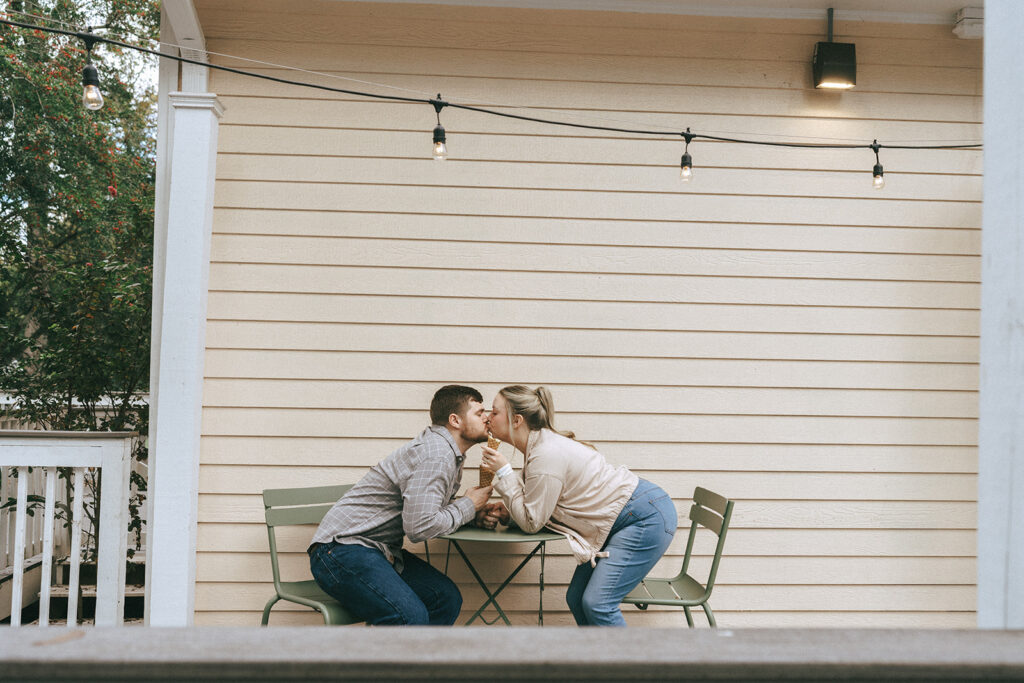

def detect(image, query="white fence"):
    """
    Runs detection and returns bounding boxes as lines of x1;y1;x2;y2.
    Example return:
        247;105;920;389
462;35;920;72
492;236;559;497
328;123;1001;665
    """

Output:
0;432;133;626
1;467;75;617
0;394;149;570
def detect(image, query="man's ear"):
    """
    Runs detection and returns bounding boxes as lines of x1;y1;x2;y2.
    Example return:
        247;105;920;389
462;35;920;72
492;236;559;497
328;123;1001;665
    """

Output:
448;412;462;430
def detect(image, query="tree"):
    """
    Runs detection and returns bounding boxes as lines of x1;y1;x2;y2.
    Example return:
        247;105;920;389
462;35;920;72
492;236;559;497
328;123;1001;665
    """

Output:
1;0;160;558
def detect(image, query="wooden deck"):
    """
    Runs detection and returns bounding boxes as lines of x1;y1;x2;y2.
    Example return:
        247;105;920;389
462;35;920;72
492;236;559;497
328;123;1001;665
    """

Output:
2;627;1024;682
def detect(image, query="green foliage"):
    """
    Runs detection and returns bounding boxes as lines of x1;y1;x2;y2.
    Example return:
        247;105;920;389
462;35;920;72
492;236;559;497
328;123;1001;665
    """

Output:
1;0;159;558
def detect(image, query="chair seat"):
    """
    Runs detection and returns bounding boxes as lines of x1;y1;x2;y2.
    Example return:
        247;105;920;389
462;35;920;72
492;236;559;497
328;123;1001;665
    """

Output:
276;580;360;625
622;573;708;606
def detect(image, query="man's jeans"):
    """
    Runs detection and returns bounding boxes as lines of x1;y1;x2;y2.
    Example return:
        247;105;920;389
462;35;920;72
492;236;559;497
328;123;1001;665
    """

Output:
565;479;677;626
310;542;462;625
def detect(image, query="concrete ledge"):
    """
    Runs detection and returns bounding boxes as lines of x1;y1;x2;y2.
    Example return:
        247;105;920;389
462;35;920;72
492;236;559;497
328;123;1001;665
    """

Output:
2;627;1024;682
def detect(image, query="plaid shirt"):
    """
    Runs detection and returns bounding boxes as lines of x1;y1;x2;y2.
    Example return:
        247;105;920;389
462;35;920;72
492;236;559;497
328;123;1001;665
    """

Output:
311;425;476;571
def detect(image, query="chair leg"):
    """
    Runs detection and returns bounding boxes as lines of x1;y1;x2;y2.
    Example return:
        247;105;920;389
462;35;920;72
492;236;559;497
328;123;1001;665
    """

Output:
683;606;694;627
261;596;280;626
702;603;716;628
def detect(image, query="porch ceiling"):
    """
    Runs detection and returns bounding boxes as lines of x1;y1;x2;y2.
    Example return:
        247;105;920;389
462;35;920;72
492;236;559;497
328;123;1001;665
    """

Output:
339;0;981;25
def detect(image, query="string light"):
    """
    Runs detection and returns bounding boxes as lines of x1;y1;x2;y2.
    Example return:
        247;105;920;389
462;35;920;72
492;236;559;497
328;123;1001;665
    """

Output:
78;31;103;111
431;94;448;161
81;60;103;110
0;17;982;182
679;128;694;182
2;10;975;148
870;140;885;189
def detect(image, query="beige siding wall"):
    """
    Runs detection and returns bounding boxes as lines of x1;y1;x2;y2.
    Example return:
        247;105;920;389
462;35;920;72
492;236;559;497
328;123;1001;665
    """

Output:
193;0;982;627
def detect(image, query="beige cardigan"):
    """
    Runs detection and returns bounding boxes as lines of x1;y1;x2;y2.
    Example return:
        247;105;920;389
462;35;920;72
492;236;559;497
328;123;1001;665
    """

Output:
493;428;639;565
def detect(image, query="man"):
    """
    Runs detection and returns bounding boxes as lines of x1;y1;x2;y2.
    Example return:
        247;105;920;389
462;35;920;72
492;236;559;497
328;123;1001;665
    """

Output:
308;385;494;625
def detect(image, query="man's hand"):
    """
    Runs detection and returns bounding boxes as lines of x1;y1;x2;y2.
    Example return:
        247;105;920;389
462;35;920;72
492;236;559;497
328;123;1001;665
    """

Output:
485;501;510;525
473;507;496;530
464;485;493;511
474;501;510;530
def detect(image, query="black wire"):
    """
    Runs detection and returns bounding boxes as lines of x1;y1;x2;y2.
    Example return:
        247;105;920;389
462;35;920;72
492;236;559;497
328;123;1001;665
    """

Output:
0;16;983;152
875;143;981;149
697;133;864;149
0;17;428;104
447;100;680;136
696;132;974;149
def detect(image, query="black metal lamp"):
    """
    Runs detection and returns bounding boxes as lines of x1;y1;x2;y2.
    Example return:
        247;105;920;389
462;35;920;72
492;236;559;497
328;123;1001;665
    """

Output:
813;8;856;89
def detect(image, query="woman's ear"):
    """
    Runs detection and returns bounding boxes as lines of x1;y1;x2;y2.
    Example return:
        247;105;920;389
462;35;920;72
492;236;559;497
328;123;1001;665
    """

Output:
512;413;524;428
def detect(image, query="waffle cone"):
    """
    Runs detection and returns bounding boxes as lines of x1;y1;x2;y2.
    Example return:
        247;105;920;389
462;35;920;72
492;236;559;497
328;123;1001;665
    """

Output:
480;433;500;486
478;467;494;487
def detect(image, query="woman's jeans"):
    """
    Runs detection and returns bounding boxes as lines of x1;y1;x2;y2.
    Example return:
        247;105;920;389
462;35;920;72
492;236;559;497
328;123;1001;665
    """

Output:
565;479;677;626
309;542;462;625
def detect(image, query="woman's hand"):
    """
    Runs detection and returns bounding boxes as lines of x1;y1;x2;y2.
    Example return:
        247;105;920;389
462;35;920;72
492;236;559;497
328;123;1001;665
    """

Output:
481;445;508;472
474;501;510;529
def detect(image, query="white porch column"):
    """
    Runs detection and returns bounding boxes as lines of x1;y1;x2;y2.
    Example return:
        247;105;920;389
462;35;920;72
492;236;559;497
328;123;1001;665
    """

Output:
978;0;1024;628
147;91;223;626
145;5;178;627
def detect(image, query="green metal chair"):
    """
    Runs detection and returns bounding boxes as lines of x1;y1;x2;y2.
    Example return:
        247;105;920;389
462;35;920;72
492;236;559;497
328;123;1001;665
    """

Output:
621;486;734;627
261;484;361;625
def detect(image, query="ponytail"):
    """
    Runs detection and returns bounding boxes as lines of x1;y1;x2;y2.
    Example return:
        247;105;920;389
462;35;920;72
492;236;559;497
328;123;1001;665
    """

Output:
533;386;576;440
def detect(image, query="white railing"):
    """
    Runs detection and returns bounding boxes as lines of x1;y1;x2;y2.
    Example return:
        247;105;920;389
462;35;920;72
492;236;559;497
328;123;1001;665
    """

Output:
0;431;133;627
0;396;149;562
1;467;74;607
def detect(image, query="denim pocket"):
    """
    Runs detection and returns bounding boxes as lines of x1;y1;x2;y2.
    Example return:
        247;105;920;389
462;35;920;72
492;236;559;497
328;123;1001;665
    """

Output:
310;545;342;587
649;493;677;535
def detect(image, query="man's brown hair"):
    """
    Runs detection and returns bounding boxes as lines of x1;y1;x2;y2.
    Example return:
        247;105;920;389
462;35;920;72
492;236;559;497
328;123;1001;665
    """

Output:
430;385;483;426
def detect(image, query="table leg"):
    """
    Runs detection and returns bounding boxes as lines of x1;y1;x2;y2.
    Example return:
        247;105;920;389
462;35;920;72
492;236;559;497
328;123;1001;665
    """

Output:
451;540;549;626
448;540;513;626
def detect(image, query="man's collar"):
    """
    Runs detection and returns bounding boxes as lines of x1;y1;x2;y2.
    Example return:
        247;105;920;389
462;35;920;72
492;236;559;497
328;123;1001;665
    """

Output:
428;424;465;460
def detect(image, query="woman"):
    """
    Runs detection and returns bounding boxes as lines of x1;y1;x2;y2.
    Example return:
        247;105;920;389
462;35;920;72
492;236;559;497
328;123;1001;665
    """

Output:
481;385;676;626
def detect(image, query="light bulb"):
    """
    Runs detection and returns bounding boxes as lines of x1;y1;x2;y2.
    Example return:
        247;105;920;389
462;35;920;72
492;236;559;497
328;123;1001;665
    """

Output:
83;85;104;110
432;124;447;161
82;62;103;111
433;140;448;161
679;152;692;182
872;163;884;189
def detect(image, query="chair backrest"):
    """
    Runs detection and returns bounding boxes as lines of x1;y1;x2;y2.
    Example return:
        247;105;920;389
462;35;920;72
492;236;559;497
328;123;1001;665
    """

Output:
679;486;734;597
263;484;352;590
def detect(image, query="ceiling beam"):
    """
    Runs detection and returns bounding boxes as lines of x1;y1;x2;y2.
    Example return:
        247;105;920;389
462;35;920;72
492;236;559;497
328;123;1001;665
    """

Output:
162;0;206;63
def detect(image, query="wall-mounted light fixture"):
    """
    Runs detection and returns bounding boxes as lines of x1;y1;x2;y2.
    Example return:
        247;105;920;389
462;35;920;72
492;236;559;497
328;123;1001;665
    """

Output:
813;8;856;89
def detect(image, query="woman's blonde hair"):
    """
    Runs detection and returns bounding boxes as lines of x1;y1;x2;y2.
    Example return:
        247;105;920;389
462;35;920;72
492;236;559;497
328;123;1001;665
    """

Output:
498;385;594;449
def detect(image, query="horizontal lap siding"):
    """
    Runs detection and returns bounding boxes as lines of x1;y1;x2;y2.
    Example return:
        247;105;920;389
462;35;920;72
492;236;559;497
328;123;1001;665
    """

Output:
193;0;981;627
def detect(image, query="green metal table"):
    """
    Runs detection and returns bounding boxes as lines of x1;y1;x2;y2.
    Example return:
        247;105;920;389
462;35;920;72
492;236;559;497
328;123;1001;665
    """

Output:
434;525;563;626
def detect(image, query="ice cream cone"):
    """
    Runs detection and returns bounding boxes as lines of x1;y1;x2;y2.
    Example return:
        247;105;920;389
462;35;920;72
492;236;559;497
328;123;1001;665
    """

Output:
480;433;501;486
479;466;494;487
